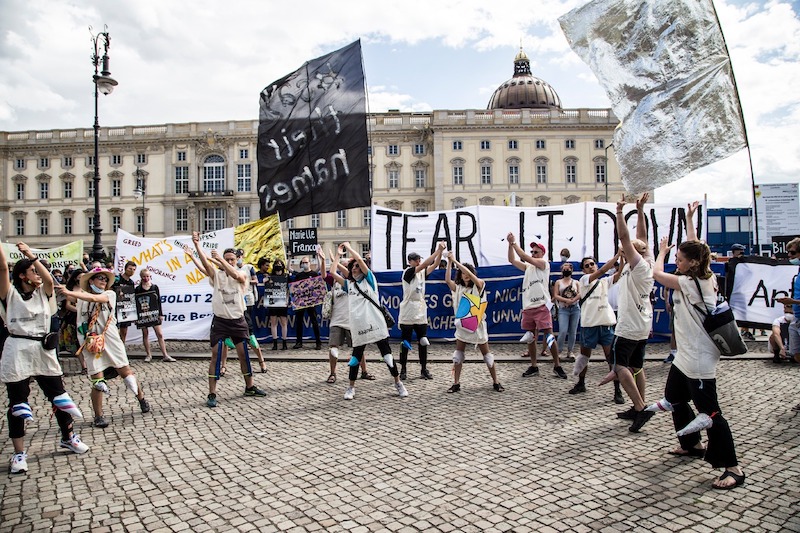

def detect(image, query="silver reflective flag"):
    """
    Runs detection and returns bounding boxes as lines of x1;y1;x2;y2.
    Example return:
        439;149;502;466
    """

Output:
559;0;746;194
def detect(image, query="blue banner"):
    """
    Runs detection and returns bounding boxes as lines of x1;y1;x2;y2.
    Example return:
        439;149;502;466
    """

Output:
251;262;724;344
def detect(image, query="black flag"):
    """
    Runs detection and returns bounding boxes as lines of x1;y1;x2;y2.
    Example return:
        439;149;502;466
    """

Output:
257;40;369;220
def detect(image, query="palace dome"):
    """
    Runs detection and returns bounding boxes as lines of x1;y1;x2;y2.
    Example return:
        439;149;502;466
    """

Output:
487;48;562;110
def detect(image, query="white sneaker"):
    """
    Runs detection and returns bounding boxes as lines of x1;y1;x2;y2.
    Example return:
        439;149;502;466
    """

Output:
395;381;409;398
59;434;89;454
519;331;534;344
9;452;27;474
343;386;355;400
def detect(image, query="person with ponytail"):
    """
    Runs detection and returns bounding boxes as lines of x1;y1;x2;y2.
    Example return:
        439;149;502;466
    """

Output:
653;237;745;490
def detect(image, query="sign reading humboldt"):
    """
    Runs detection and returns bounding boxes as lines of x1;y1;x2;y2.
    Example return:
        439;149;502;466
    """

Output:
257;40;369;220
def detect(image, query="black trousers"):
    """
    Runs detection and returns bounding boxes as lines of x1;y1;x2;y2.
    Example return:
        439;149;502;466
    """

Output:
348;339;396;382
7;375;73;440
399;324;429;370
294;307;320;344
664;365;738;469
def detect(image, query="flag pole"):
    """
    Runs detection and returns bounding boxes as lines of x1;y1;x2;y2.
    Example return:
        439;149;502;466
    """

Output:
709;0;760;254
361;40;375;260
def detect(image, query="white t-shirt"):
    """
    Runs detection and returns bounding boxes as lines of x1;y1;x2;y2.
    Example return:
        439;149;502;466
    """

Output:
399;267;427;325
614;258;654;341
210;270;245;319
672;276;721;379
522;263;551;310
579;274;616;327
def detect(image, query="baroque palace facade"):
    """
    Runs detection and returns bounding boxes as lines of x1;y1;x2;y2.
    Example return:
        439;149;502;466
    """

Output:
0;50;628;262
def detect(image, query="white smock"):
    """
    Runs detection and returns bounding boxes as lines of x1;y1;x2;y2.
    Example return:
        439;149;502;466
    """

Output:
399;268;427;325
345;271;389;347
453;284;489;345
77;290;131;375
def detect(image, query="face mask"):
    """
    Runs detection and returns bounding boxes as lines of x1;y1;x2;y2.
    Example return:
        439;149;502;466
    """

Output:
90;284;104;294
786;313;795;321
236;259;243;267
301;264;310;272
562;270;572;277
560;255;569;262
790;258;800;265
274;266;283;273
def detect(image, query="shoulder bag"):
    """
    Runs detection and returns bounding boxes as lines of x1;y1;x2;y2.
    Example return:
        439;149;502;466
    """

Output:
76;303;112;356
690;277;747;356
351;279;395;329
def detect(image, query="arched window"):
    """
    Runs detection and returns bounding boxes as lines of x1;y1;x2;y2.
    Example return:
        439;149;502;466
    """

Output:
203;155;226;193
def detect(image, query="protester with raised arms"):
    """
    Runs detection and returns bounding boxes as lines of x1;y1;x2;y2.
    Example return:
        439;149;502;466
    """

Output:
398;242;445;381
653;236;745;490
604;194;655;433
2;242;89;474
443;252;503;393
507;233;567;379
192;232;266;408
329;242;407;401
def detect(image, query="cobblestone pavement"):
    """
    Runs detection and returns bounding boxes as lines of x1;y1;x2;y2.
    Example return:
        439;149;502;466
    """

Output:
2;340;799;532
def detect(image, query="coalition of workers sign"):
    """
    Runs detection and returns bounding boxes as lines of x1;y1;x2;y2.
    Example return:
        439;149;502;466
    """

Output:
257;40;370;220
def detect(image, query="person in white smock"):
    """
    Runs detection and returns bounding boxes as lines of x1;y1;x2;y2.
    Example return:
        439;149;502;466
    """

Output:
60;267;151;429
443;254;504;393
2;242;89;474
329;242;407;401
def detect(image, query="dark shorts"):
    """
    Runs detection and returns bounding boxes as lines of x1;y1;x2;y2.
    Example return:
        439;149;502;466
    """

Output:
521;305;552;331
210;316;249;347
269;307;288;318
581;325;615;349
611;336;647;369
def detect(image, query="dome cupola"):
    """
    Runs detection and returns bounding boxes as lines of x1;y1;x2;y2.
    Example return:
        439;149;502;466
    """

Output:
487;47;562;110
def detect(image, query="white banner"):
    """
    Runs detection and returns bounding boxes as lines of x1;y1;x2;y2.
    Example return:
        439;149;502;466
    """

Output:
729;259;798;325
371;202;706;270
114;228;234;341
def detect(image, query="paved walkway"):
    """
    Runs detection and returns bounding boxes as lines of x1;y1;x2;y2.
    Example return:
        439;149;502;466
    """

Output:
2;340;799;532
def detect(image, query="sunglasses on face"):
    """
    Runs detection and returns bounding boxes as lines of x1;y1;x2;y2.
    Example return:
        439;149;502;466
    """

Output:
789;250;798;256
583;262;596;268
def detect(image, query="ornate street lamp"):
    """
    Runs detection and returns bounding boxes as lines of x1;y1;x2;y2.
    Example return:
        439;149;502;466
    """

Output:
133;167;146;237
90;26;118;262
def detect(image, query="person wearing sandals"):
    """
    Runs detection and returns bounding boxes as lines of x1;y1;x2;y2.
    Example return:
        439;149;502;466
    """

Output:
192;233;267;407
397;243;445;381
653;237;745;490
59;268;151;428
135;269;176;363
323;249;374;384
443;253;503;393
1;242;89;474
329;242;407;400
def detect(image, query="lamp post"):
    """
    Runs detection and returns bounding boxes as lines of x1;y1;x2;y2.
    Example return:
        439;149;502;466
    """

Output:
90;26;118;262
603;142;614;202
133;167;146;237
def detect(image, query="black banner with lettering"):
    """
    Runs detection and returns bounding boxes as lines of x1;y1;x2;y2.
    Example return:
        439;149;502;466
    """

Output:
257;40;369;220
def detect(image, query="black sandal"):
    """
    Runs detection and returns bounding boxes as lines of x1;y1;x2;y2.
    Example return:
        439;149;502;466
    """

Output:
447;383;461;393
712;470;745;490
326;373;336;384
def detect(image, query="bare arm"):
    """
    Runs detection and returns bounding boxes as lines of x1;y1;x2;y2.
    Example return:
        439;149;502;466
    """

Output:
422;242;446;276
193;232;215;280
588;252;620;282
0;241;9;300
212;249;246;284
342;242;369;277
612;256;626;285
507;232;547;270
181;243;208;276
635;193;649;242
617;196;642;269
328;249;346;286
686;201;699;242
57;287;110;304
444;255;456;291
316;247;327;278
19;242;54;296
653;237;680;290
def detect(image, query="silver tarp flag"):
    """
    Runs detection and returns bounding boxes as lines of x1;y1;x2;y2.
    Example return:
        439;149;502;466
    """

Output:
559;0;746;194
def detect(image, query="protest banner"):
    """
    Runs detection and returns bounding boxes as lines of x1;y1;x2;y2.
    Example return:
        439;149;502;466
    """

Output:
135;291;161;328
289;276;327;310
116;284;138;324
1;240;83;271
370;202;704;271
263;275;288;307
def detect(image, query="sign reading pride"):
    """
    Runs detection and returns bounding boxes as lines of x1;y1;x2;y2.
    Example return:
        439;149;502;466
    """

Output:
114;229;234;342
370;202;705;271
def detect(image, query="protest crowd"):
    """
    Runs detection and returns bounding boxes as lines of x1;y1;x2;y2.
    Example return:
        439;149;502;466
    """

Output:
3;195;800;495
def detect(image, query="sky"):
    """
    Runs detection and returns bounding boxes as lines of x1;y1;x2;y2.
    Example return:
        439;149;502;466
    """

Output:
1;0;798;209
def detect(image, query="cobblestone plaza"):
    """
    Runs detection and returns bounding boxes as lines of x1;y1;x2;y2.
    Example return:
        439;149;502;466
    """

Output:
1;341;798;532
